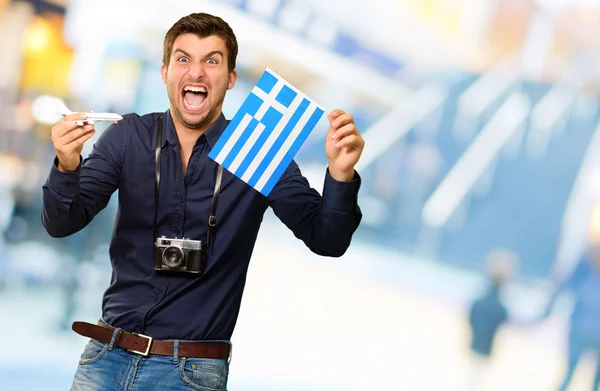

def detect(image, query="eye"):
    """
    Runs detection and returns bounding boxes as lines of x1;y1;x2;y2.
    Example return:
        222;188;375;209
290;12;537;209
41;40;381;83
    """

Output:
207;58;217;64
177;57;189;63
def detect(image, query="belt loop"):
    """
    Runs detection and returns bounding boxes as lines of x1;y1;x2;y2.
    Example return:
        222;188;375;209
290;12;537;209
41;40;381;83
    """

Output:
108;327;121;351
173;340;179;364
228;342;233;364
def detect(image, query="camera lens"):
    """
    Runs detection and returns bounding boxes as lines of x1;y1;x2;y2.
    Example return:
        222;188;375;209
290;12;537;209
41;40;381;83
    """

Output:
162;246;184;269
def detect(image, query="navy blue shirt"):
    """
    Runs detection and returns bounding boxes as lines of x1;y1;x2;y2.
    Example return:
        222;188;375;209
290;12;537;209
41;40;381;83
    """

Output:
42;110;362;341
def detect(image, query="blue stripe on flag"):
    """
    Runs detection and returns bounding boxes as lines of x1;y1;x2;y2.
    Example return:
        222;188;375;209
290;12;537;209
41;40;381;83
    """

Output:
208;93;263;160
247;98;311;188
275;85;297;108
221;117;260;168
256;70;278;94
260;107;325;196
234;107;283;178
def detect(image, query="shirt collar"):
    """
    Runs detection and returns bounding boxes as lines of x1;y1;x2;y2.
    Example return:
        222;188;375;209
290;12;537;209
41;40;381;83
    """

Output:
151;110;170;151
165;111;178;147
203;112;228;148
154;110;228;150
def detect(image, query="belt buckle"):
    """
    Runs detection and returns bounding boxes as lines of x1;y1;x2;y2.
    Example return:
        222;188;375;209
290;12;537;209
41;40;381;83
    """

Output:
127;332;153;356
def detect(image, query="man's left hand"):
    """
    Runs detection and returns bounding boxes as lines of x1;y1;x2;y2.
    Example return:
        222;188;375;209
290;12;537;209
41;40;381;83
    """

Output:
325;109;365;182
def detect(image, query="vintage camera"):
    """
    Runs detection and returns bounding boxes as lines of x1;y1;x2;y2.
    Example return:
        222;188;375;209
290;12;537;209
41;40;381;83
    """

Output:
153;236;204;274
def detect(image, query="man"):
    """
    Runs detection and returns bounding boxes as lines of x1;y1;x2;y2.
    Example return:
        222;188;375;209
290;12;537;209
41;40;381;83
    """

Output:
42;12;364;391
465;249;516;391
535;242;600;391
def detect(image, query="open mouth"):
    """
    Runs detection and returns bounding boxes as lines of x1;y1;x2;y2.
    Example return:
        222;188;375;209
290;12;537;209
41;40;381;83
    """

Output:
182;84;208;111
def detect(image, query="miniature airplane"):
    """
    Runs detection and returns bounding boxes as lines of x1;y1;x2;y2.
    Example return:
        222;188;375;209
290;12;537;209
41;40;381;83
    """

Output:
58;101;123;126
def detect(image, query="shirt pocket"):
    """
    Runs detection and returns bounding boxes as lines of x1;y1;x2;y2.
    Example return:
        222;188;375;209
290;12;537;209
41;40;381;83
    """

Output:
178;357;228;391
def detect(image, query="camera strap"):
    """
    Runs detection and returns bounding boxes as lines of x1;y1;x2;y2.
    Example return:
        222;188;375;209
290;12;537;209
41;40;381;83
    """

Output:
206;163;223;249
153;115;224;250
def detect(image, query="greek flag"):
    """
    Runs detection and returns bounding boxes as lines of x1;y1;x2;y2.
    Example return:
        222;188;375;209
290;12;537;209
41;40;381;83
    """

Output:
208;68;326;196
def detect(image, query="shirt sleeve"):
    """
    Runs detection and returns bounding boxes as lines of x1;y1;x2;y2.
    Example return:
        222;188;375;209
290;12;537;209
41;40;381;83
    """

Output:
267;161;362;257
41;122;127;237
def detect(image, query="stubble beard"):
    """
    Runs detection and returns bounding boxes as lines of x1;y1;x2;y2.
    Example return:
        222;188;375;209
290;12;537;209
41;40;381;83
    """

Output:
168;76;229;131
172;104;214;130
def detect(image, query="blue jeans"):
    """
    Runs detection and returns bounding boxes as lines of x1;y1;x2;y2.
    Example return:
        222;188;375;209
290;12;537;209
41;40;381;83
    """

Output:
71;327;230;390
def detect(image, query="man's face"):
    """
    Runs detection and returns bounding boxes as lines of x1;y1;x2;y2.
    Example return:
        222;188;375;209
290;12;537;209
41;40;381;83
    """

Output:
161;33;237;131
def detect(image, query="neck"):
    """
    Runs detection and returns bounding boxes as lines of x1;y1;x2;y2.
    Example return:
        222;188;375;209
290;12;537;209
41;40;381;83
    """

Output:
170;108;221;145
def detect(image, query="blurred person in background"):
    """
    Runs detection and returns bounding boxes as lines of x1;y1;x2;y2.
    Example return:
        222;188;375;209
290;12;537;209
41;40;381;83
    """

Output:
535;241;600;391
465;249;518;391
41;12;364;391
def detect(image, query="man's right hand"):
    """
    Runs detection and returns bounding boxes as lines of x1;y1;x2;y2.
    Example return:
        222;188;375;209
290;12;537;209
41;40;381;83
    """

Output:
51;114;96;172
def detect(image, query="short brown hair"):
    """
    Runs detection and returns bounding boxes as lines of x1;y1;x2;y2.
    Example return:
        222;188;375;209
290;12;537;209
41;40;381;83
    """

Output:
163;13;238;72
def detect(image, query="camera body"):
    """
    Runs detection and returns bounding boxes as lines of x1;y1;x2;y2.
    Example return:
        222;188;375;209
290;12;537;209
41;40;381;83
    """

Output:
153;236;203;274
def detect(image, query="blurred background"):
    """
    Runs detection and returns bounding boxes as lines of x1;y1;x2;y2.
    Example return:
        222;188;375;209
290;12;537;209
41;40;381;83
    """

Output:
2;0;600;390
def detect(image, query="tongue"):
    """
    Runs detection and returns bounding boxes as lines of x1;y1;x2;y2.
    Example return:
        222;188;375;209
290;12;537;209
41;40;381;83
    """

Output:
184;91;205;107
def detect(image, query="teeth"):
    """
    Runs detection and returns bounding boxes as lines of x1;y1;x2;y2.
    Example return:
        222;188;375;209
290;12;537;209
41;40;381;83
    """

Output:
184;86;206;93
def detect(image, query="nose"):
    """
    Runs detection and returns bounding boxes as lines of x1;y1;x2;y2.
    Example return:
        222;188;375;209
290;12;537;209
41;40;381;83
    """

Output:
188;61;205;80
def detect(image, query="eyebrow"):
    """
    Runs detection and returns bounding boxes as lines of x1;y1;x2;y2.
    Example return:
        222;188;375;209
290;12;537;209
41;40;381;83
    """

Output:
173;49;224;59
204;51;224;59
173;48;192;57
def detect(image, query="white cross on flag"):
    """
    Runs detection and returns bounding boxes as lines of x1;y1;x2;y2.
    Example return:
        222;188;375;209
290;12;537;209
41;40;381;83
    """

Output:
208;67;326;196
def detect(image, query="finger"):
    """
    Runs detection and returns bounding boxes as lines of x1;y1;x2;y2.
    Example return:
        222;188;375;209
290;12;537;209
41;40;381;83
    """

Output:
53;114;88;137
331;123;357;140
326;110;346;139
55;128;94;156
327;109;345;123
61;125;95;145
62;113;88;124
63;127;95;147
330;113;354;130
334;134;363;149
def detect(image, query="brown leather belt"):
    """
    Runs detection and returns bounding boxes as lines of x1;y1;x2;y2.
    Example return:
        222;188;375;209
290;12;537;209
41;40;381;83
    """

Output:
72;321;231;359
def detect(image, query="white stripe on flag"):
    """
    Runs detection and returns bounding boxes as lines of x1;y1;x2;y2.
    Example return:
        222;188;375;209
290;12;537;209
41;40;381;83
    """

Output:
241;94;305;182
255;102;319;192
228;122;266;174
214;113;253;164
265;68;305;98
254;82;286;121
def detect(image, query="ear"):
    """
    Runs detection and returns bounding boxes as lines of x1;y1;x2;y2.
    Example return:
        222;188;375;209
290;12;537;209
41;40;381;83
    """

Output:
161;64;167;84
227;70;237;90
